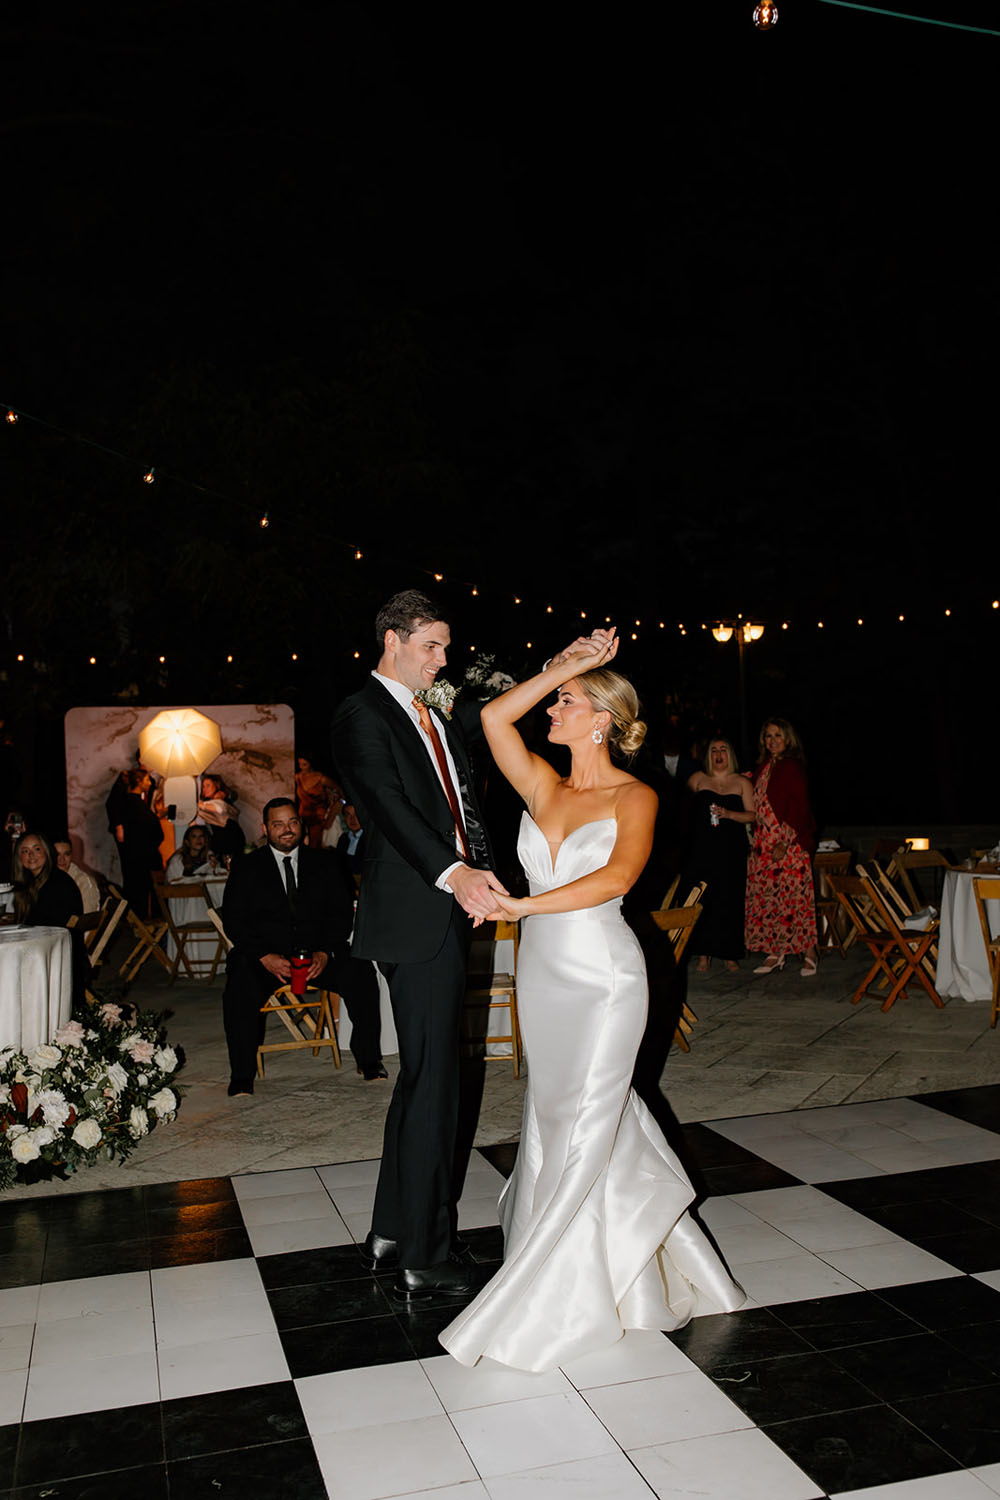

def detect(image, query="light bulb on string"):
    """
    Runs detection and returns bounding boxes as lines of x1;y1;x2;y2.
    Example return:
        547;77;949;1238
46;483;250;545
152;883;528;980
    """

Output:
898;615;905;622
514;597;521;605
471;587;479;597
226;654;233;663
89;656;97;665
143;468;156;485
546;605;553;614
753;0;778;28
433;573;443;582
291;653;298;662
993;601;999;611
16;654;24;663
258;512;270;529
353;651;360;659
158;656;166;664
354;550;363;561
5;410;18;425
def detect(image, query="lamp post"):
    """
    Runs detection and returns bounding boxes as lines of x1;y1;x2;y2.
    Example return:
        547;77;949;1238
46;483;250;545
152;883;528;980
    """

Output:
711;621;764;764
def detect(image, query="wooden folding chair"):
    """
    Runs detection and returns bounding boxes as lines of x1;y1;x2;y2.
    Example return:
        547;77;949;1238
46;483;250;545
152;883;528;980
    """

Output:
109;883;172;981
888;848;953;912
464;918;522;1077
828;872;942;1011
257;983;341;1076
657;875;681;913
870;838;908;865
651;898;704;1052
86;894;128;973
155;881;227;983
814;851;852;956
862;860;939;981
972;877;1000;1029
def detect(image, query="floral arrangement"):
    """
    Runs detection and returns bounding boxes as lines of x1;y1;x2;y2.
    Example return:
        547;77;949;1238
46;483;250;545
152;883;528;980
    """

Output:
417;653;515;720
0;1001;183;1189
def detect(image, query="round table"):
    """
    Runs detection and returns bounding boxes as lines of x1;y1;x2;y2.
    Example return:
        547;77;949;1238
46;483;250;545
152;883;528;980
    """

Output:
0;925;74;1052
937;869;1000;1002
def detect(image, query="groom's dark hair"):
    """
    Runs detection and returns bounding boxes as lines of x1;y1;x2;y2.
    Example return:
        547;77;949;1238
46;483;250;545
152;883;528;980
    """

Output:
375;588;446;648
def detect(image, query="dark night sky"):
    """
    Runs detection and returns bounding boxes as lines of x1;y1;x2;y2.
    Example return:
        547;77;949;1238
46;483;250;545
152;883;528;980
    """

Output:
1;1;997;826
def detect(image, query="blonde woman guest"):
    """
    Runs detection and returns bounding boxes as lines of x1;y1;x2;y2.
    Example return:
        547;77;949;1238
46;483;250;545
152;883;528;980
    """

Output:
745;717;818;977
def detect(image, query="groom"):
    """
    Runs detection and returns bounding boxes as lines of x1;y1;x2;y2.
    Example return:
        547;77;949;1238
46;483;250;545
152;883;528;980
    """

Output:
331;588;505;1304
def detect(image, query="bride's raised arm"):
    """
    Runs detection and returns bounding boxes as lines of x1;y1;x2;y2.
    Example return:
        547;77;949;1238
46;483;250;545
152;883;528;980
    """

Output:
480;632;619;809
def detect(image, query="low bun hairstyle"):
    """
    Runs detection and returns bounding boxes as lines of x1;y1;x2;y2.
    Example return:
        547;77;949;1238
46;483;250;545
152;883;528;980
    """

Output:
575;668;647;762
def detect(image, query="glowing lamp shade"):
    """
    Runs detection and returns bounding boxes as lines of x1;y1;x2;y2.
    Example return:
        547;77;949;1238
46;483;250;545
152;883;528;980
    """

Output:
138;708;222;778
712;625;734;643
908;837;930;852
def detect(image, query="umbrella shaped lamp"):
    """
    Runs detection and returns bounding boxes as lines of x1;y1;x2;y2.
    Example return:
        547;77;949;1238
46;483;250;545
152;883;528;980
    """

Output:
138;709;223;832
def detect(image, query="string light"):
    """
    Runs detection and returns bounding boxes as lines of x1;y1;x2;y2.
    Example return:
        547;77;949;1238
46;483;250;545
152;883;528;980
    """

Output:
5;410;17;425
259;513;269;529
546;605;553;614
857;618;863;626
898;614;905;622
291;653;298;662
514;597;521;605
782;622;789;630
89;657;97;665
226;654;233;663
993;601;999;611
945;609;951;617
434;573;443;582
753;0;778;28
158;656;165;664
16;654;24;662
817;621;824;629
355;550;363;560
142;468;155;485
353;651;360;659
471;587;478;597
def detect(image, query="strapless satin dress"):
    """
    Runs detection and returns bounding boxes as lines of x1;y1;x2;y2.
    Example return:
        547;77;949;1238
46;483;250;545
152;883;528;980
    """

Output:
440;813;745;1372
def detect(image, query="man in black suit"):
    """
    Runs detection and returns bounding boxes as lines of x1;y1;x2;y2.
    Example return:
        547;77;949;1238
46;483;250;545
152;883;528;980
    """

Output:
220;797;383;1096
332;588;505;1306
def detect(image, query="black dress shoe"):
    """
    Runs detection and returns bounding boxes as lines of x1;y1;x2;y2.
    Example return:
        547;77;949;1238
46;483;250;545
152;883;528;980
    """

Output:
227;1077;254;1097
360;1231;398;1271
357;1062;389;1081
392;1261;473;1305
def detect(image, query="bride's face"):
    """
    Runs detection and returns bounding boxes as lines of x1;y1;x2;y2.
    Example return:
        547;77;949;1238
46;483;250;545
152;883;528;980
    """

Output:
547;680;602;745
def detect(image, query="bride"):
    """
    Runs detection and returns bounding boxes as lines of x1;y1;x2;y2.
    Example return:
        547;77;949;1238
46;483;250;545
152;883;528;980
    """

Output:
439;629;745;1373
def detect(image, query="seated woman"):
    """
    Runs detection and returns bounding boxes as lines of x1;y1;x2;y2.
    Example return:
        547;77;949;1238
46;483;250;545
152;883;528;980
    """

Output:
13;832;87;1003
165;824;218;881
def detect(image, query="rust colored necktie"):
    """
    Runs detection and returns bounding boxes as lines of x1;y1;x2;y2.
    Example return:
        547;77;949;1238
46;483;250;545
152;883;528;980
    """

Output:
412;697;473;863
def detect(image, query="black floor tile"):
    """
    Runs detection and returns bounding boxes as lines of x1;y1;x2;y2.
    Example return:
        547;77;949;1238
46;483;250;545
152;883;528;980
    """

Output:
712;1350;875;1425
895;1381;1000;1467
950;1191;1000;1230
257;1243;369;1289
145;1200;246;1237
774;1290;924;1351
916;1085;1000;1132
143;1177;237;1209
939;1319;1000;1377
16;1403;164;1487
279;1312;414;1377
476;1142;517;1178
167;1438;327;1499
147;1225;253;1268
163;1382;307;1460
266;1275;392;1330
684;1123;773;1170
400;1303;471;1359
876;1275;1000;1329
763;1403;958;1492
912;1225;1000;1273
11;1462;170;1498
829;1331;995;1401
461;1225;505;1264
0;1426;16;1491
860;1198;990;1241
41;1237;151;1283
699;1159;804;1196
819;1166;966;1212
0;1248;46;1291
667;1307;813;1371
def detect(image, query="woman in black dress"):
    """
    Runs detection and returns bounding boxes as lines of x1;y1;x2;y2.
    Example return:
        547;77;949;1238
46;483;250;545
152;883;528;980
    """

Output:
684;738;755;972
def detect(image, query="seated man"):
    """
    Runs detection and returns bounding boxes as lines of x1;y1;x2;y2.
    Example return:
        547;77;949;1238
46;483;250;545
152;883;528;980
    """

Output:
53;837;101;914
221;797;384;1096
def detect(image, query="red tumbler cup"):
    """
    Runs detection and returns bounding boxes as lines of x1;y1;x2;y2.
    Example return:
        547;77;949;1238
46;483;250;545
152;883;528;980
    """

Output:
289;950;311;996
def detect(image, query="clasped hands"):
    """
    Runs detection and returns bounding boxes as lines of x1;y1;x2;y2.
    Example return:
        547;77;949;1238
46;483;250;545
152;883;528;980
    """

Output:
260;950;328;981
548;626;619;673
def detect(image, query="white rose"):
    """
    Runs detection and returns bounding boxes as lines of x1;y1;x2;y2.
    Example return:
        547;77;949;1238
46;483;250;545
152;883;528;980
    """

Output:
11;1133;41;1163
118;1032;142;1053
128;1105;149;1139
153;1046;178;1073
72;1118;103;1149
27;1044;62;1072
138;1073;149;1086
35;1089;71;1130
54;1019;86;1048
105;1063;129;1097
6;1123;27;1140
150;1088;177;1120
32;1125;56;1147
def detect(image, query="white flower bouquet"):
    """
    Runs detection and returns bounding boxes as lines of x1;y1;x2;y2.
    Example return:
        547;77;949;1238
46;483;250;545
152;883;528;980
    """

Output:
0;1002;183;1189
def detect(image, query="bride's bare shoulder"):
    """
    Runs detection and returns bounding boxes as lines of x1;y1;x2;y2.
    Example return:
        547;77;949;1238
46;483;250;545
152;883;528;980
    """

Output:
611;775;658;814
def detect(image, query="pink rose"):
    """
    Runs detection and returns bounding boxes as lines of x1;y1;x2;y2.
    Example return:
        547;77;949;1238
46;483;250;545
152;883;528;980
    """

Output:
130;1040;156;1064
99;1003;123;1025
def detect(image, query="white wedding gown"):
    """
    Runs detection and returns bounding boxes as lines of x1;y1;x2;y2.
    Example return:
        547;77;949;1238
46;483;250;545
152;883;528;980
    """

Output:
440;813;746;1372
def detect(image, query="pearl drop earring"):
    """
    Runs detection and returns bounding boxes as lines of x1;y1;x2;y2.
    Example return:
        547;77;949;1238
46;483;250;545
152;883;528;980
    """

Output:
592;726;604;745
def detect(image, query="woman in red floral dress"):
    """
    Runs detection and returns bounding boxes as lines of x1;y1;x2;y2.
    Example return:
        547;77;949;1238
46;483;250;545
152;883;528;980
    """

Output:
744;719;819;977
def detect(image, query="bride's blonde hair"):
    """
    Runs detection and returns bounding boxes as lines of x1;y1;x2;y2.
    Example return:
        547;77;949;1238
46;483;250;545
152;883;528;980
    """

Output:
575;668;647;762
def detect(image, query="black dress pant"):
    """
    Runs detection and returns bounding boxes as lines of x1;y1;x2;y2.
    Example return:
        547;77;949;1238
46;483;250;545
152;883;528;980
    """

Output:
222;947;382;1080
371;904;473;1269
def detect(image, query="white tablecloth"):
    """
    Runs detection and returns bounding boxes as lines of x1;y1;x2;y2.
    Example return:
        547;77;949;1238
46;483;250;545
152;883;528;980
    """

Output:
163;876;229;975
0;926;74;1052
937;870;1000;1002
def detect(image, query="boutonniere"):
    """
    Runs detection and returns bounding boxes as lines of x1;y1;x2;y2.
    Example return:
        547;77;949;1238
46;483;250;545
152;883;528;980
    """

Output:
418;679;458;719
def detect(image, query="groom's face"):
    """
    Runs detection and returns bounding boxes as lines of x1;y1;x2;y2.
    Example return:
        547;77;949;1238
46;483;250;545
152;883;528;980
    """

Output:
387;620;450;696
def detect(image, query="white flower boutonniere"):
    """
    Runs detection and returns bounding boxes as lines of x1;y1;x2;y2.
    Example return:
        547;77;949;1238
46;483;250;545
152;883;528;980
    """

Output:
418;679;458;719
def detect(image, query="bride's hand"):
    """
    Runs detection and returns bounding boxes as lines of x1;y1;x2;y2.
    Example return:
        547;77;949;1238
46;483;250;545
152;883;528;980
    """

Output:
550;627;618;671
484;893;531;921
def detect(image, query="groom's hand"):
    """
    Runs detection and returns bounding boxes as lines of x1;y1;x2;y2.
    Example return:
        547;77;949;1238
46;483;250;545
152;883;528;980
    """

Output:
446;864;509;920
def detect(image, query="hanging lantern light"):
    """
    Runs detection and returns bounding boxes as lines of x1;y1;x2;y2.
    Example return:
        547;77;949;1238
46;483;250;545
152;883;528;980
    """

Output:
753;0;778;28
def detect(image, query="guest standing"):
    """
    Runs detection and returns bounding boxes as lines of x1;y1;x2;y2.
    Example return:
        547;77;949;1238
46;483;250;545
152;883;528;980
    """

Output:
745;718;818;977
684;738;755;972
119;769;164;917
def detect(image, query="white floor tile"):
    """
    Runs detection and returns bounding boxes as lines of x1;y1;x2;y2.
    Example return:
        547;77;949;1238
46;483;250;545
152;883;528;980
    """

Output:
485;1450;655;1498
696;1196;761;1230
31;1306;154;1366
732;1186;844;1222
313;1414;478;1500
422;1352;570;1411
23;1349;160;1421
157;1329;289;1399
819;1241;961;1289
584;1370;750;1449
759;1146;887;1183
154;1288;276;1348
320;1182;377;1216
296;1360;442;1434
732;1252;863;1306
0;1323;34;1374
830;1470;995;1499
971;1463;1000;1496
630;1426;823;1500
151;1257;263;1304
395;1486;489;1500
559;1329;696;1389
231;1166;322;1199
0;1367;27;1425
238;1188;345;1226
0;1284;40;1329
315;1159;382;1191
712;1222;807;1264
973;1270;1000;1293
245;1214;353;1257
35;1270;151;1322
450;1390;617;1477
457;1194;503;1230
779;1209;901;1253
842;1140;968;1175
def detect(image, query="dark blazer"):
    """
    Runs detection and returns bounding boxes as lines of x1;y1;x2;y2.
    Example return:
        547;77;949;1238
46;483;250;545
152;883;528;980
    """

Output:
221;843;354;960
332;676;492;964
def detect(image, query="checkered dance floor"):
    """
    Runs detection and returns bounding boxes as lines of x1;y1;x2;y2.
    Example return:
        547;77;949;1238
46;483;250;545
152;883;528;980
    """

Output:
2;1085;1000;1499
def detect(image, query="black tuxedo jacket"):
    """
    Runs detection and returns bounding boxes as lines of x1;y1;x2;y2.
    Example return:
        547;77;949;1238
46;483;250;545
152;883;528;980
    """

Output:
221;843;354;961
332;676;492;964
